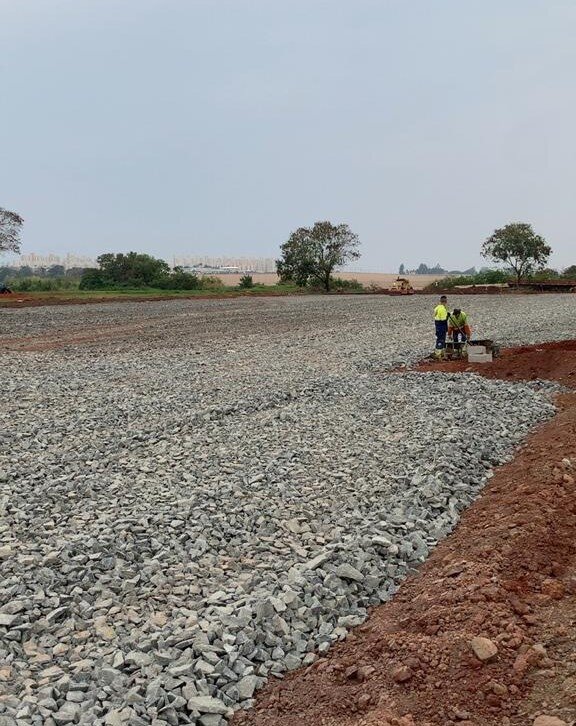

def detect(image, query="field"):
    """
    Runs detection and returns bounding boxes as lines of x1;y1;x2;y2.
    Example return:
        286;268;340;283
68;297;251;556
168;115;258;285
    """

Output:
1;294;576;726
0;273;445;310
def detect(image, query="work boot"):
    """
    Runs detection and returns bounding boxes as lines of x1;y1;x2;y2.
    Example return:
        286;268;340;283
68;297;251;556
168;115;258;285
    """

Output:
434;349;443;360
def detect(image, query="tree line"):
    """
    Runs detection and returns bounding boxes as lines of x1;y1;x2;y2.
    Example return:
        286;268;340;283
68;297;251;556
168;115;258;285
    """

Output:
78;253;224;290
1;205;574;293
0;265;85;281
273;220;565;290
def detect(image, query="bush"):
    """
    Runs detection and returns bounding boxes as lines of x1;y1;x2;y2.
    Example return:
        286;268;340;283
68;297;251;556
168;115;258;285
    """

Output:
199;276;223;290
330;277;364;291
8;276;80;292
530;268;560;280
153;271;202;290
97;252;170;287
10;277;31;291
79;269;111;290
238;275;254;289
424;269;511;291
79;266;225;292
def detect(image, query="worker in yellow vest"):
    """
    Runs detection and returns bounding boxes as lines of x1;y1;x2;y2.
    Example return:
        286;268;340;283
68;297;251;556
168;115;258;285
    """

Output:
448;307;471;358
433;295;449;359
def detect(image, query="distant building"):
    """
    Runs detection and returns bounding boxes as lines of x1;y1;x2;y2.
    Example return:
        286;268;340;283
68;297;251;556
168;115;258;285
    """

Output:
8;252;96;269
174;256;275;273
5;251;276;273
182;265;245;275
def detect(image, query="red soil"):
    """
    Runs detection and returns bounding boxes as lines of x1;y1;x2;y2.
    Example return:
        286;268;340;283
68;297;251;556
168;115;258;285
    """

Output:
0;290;305;309
417;340;576;389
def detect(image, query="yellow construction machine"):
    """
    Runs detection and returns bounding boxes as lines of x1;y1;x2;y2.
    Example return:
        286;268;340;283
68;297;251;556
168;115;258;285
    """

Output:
388;277;415;295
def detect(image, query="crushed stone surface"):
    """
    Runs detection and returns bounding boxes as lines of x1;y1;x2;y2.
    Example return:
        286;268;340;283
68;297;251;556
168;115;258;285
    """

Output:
1;294;575;725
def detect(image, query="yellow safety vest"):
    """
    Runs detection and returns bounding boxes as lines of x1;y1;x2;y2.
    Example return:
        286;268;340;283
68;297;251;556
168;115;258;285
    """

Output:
434;304;448;321
450;311;467;327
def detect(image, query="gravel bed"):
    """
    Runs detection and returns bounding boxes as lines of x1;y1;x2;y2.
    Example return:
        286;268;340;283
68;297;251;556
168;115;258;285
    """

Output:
1;294;575;725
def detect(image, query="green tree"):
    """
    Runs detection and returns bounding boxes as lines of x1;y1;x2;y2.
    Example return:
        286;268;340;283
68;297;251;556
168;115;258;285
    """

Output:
0;208;24;254
66;266;87;277
79;269;109;290
482;223;551;285
96;252;170;287
562;264;576;279
48;264;66;277
154;267;202;290
276;221;360;292
398;263;405;275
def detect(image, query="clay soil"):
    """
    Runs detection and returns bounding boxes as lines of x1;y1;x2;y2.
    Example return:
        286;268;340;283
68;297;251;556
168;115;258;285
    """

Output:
0;290;302;309
417;340;576;389
235;340;576;726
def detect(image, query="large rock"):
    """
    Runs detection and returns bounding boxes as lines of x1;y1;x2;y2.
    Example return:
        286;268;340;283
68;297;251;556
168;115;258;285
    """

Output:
470;636;498;662
186;696;232;715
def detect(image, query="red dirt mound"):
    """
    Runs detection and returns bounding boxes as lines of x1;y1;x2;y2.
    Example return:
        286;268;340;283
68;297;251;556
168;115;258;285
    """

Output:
235;340;576;726
416;339;576;388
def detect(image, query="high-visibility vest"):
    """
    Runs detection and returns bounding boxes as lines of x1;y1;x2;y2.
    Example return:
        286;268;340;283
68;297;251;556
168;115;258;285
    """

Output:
449;311;471;337
450;311;467;327
434;304;448;321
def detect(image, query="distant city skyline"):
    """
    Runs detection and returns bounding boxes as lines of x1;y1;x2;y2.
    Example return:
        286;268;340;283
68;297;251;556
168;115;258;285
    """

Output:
3;250;573;275
3;251;279;273
2;251;96;269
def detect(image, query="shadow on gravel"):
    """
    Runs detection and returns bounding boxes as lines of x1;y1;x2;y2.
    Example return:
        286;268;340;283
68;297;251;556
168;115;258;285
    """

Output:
235;340;576;726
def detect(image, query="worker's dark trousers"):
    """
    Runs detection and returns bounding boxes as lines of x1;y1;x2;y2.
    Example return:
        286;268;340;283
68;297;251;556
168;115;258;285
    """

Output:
435;320;448;349
452;331;467;344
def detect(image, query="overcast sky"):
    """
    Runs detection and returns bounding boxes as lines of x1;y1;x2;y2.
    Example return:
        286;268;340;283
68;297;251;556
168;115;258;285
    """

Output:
2;0;575;271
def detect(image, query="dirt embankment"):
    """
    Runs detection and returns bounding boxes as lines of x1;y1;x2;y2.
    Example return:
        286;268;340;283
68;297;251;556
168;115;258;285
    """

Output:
235;341;576;726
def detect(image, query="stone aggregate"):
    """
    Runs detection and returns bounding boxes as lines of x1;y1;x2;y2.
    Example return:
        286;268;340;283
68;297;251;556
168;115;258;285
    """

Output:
1;294;575;724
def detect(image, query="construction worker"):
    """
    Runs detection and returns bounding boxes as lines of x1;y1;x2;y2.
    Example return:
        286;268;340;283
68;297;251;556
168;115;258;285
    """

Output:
433;295;449;359
448;308;470;343
448;307;471;358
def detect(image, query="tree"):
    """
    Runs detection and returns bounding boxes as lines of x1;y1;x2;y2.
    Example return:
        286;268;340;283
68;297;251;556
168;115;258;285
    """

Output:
47;264;66;277
0;208;24;254
79;268;109;290
562;264;576;279
414;262;447;275
66;266;87;277
96;252;170;287
80;257;203;290
276;221;360;292
482;223;551;285
398;263;405;275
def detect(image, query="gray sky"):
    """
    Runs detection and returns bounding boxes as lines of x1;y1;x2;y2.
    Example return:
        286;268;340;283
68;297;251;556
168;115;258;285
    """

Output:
2;0;575;271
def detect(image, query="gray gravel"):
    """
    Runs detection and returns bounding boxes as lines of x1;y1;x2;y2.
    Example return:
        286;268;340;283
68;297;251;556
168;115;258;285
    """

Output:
1;294;575;725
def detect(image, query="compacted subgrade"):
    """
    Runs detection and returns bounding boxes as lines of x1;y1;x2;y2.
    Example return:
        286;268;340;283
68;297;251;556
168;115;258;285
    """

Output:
234;340;576;726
